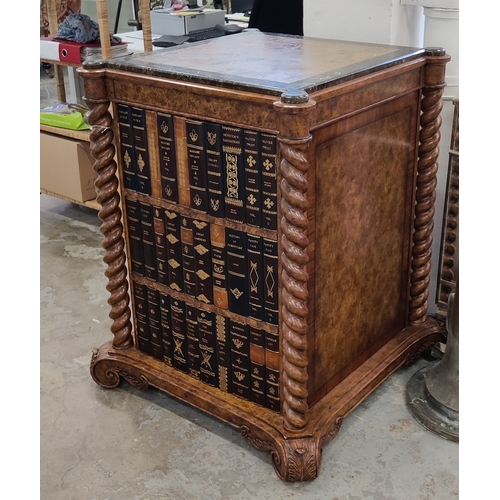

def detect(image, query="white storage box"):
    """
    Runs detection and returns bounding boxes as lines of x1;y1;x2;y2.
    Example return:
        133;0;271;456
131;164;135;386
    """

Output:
150;9;226;36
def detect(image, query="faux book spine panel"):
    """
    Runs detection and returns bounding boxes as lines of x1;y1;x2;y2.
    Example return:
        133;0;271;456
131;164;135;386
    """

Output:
116;103;137;191
186;119;208;213
205;121;225;218
226;228;249;317
186;304;201;380
198;310;218;388
128;203;279;326
261;133;278;231
139;201;157;282
230;320;251;401
133;281;150;354
116;109;283;411
131;283;280;412
131;106;151;195
147;286;163;361
247;234;264;321
170;296;188;373
250;326;266;407
265;328;280;412
193;219;213;305
244;129;262;228
153;205;168;286
159;291;174;366
124;197;144;276
222;125;245;223
180;215;196;298
263;238;279;325
116;107;278;232
157;112;178;203
211;223;228;310
164;209;183;293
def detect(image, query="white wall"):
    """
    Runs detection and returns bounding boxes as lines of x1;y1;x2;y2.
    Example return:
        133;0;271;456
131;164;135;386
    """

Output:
304;0;425;46
81;0;136;34
304;0;459;316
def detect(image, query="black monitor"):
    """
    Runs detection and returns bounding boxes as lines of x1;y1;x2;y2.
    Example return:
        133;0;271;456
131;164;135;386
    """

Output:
231;0;253;14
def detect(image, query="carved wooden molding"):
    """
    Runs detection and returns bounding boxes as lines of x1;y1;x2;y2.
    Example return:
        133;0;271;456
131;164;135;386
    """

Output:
436;98;459;318
241;426;322;482
84;82;133;350
409;51;450;324
279;138;311;432
90;347;149;389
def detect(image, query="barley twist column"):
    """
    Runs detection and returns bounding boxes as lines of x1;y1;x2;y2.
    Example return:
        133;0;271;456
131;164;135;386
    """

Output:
275;91;315;431
410;49;450;324
78;65;133;349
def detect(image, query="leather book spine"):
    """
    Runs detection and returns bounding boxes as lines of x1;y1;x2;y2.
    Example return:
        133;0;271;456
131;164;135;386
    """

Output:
265;329;280;412
210;223;228;310
159;291;174;367
243;129;262;228
197;310;218;388
261;133;278;231
146;286;163;361
186;119;208;213
193;219;213;305
133;281;150;355
174;116;191;207
226;228;249;317
263;238;279;325
116;103;137;191
139;201;158;282
131;106;151;195
170;296;188;373
215;314;231;393
163;209;183;293
230;320;251;402
222;125;245;223
124;197;144;276
153;205;168;286
185;304;201;380
249;326;266;407
247;234;264;321
180;215;196;298
157;112;178;203
204;121;225;219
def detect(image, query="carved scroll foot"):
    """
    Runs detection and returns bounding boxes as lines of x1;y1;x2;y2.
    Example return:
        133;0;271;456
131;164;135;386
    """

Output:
241;422;342;482
90;342;149;391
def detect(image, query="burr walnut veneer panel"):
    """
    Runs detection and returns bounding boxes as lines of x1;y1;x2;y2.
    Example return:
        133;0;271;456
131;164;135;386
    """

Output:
310;95;419;403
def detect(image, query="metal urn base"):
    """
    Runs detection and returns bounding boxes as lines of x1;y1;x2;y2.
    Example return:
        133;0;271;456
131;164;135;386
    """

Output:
406;364;459;442
407;284;459;443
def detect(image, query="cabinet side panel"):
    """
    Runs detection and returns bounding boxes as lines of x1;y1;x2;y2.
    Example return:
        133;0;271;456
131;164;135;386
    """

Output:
311;96;418;399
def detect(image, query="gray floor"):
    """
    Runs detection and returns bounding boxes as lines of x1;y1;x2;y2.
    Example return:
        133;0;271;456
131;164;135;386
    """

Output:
39;193;459;499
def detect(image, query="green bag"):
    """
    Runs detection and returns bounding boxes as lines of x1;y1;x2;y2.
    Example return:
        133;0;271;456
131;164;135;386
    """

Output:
40;102;90;131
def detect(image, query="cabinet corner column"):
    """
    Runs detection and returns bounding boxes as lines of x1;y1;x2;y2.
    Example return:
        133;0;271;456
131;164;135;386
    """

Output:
78;65;133;350
410;49;451;324
274;91;315;431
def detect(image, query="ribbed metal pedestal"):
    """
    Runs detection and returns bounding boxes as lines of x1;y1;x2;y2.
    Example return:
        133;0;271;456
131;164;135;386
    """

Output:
406;364;459;442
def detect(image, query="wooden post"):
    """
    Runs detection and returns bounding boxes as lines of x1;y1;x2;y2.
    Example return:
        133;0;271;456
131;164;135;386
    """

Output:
96;0;112;60
140;0;153;52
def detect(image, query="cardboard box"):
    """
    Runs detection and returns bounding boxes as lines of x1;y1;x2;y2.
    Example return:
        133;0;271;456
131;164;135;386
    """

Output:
40;132;97;202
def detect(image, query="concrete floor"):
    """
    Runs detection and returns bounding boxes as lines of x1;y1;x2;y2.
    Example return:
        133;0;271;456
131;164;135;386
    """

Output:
40;194;459;499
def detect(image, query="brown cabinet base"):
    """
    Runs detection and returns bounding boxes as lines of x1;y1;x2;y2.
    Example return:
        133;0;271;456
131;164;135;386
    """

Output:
91;319;443;481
